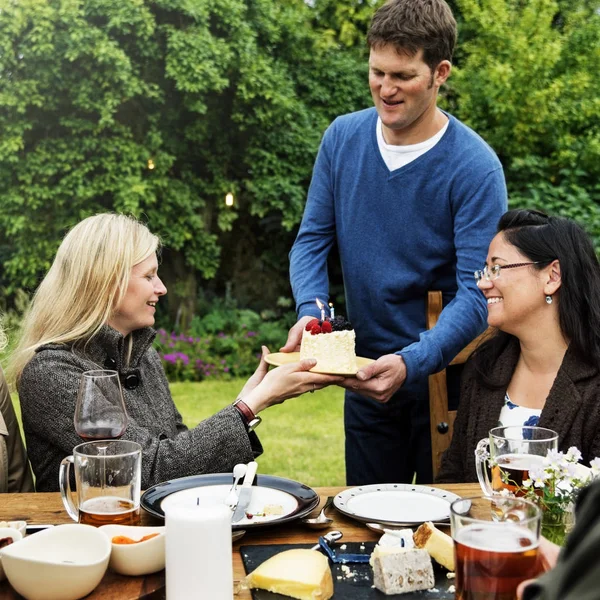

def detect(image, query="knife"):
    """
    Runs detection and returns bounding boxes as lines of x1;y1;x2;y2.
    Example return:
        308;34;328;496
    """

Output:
231;461;258;522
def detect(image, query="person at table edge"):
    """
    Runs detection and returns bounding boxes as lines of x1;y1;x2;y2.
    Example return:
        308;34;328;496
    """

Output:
0;321;34;493
282;0;507;484
9;213;342;492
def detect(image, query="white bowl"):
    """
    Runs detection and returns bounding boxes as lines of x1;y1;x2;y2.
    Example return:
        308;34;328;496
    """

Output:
0;524;110;600
99;524;165;576
0;527;23;581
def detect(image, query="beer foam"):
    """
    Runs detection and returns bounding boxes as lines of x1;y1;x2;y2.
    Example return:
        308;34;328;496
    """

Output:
456;523;538;553
496;453;546;470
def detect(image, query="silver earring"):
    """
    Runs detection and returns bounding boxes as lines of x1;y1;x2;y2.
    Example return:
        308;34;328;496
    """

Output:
545;295;553;304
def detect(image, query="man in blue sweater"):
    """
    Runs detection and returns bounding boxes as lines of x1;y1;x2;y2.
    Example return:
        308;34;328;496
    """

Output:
283;0;507;484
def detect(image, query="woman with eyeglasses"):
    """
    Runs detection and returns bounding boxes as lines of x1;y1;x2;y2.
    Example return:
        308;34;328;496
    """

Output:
437;209;600;483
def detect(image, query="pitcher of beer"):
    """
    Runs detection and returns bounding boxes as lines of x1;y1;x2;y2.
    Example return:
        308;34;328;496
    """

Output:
475;426;558;496
451;496;543;600
59;440;142;526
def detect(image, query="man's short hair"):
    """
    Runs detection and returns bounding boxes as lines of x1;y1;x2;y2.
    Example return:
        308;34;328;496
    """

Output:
367;0;457;71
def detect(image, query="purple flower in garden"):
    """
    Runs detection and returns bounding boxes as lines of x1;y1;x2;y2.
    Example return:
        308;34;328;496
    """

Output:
188;336;194;342
168;342;175;348
220;359;226;365
158;328;167;336
162;354;177;365
171;332;177;339
176;352;189;366
246;331;257;338
218;332;226;338
223;367;230;373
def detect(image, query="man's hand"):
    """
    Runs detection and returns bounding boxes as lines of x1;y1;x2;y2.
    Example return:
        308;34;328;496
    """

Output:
280;316;314;352
338;354;407;403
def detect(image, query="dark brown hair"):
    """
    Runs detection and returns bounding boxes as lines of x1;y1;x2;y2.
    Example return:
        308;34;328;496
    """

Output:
367;0;457;71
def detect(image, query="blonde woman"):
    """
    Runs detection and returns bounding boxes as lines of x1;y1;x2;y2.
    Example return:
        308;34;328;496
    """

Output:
12;214;341;492
0;320;34;492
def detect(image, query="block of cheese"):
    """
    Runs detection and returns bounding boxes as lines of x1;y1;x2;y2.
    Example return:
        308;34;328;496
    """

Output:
372;546;435;595
413;522;455;571
244;549;333;600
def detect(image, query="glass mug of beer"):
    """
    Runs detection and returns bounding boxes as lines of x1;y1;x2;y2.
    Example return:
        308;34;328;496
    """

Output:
475;426;558;496
451;496;543;600
59;440;142;526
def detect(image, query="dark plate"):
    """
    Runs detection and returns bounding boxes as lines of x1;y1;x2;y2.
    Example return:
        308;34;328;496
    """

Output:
241;542;455;599
141;473;320;530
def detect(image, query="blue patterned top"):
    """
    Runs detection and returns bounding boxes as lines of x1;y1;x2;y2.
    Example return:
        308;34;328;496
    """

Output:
498;393;541;430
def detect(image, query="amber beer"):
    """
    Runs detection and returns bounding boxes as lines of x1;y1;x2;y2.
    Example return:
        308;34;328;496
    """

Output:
455;524;542;600
79;496;141;526
491;453;546;495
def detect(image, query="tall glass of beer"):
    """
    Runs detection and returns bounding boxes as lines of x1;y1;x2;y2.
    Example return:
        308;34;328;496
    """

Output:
475;426;558;495
59;440;142;526
451;496;543;600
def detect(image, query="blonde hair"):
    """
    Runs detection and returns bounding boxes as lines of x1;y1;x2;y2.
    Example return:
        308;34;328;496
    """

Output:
10;213;159;385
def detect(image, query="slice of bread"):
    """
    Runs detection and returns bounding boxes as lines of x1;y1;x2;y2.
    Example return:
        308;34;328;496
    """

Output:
413;521;455;571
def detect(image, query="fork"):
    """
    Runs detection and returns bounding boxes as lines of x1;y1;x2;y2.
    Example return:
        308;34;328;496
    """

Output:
225;463;247;509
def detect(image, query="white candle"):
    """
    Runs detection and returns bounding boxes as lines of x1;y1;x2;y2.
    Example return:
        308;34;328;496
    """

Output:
329;303;335;319
316;298;325;321
165;503;233;599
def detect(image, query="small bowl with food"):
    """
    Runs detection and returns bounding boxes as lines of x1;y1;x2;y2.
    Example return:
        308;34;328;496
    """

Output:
99;525;165;576
0;521;26;538
0;527;24;581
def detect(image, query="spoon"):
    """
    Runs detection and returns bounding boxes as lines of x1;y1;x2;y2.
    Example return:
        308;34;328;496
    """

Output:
302;496;335;529
225;463;247;509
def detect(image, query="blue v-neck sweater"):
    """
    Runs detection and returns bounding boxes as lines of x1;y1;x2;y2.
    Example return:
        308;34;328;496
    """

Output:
290;108;507;390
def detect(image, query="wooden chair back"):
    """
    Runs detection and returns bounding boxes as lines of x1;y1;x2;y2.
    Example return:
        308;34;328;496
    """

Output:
427;291;492;478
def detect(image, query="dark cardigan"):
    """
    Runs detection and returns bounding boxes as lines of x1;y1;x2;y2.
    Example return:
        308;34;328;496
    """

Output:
19;326;262;492
437;338;600;483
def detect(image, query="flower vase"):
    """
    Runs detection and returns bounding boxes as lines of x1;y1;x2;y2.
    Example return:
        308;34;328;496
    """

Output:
541;503;574;546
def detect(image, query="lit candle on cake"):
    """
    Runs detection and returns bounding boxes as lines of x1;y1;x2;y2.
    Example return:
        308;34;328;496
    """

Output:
328;302;335;319
316;298;326;321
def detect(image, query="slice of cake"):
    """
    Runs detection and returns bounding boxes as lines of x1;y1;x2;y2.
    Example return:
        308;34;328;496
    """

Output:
300;316;357;373
244;549;333;600
371;546;435;595
413;522;455;571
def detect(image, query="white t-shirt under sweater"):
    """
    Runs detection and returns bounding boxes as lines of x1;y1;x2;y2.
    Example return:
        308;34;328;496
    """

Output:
376;117;449;171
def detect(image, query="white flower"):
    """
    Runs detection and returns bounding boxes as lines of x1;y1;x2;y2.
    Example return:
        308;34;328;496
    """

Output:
566;447;582;463
522;479;533;489
590;457;600;477
544;449;567;473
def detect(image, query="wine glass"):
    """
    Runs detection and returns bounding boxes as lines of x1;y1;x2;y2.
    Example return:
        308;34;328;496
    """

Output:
74;370;128;441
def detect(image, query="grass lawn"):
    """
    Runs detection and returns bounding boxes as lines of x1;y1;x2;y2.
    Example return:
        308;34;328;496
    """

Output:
171;380;346;486
12;380;347;487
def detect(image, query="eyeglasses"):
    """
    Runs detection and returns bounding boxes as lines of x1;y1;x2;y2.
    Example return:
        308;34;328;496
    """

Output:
474;262;540;282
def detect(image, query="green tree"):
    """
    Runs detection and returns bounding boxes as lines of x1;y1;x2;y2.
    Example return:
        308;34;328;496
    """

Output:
447;0;600;248
0;0;369;321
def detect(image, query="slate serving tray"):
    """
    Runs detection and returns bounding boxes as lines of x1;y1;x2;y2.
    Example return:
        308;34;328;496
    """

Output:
240;542;455;599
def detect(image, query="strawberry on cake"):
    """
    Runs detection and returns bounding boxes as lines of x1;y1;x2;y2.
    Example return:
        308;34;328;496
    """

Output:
299;316;357;373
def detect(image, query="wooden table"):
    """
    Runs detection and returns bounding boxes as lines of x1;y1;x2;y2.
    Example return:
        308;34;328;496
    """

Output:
0;483;479;599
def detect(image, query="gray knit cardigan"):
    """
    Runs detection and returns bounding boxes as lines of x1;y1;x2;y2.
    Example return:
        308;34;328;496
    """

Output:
19;326;262;492
437;338;600;483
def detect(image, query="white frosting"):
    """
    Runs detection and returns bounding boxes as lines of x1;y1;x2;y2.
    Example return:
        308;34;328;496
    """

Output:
300;328;357;373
